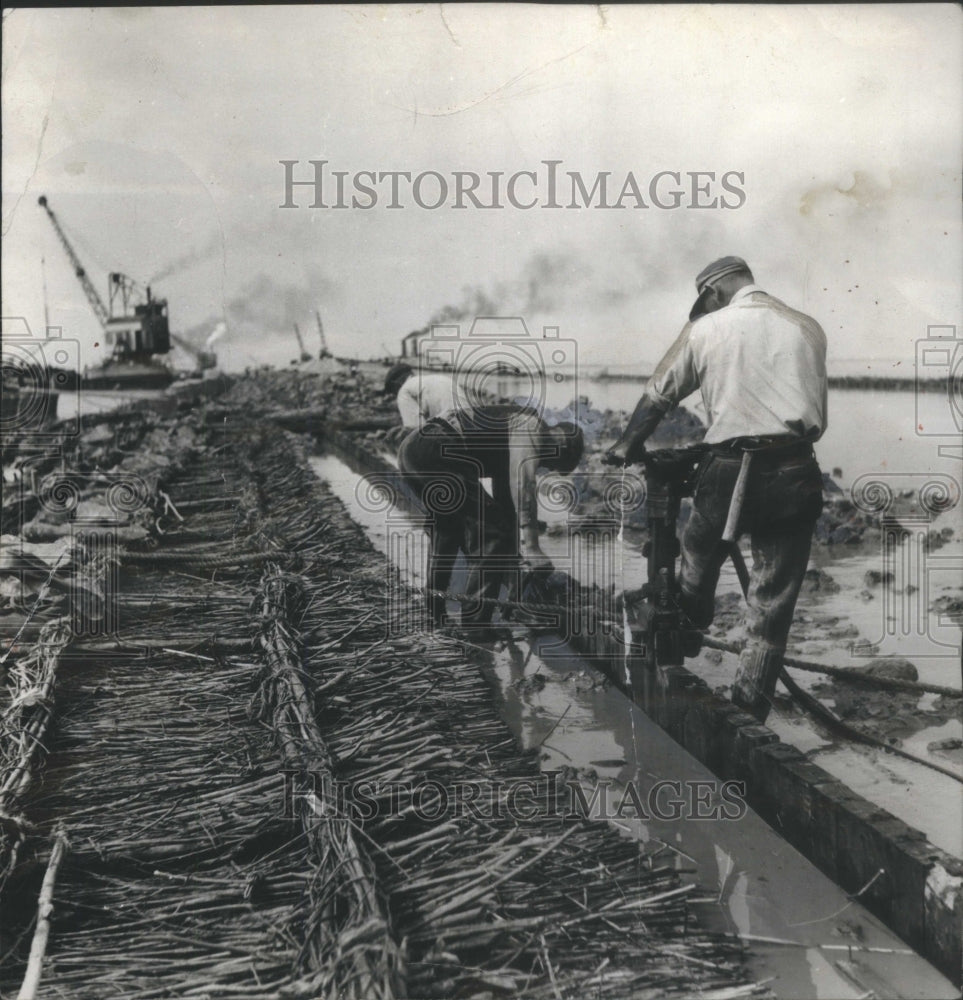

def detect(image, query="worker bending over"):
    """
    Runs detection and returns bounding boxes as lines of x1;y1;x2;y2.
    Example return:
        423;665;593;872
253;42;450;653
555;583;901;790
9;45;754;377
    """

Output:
398;403;583;629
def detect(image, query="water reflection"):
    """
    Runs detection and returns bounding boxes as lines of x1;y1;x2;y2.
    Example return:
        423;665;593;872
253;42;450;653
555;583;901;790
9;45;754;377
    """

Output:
491;633;957;999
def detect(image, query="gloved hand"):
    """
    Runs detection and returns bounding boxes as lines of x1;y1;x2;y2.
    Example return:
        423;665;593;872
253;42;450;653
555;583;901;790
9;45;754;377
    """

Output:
603;437;646;467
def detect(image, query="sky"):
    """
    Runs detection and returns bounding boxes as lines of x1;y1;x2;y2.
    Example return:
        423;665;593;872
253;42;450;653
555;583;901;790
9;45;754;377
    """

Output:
2;4;961;374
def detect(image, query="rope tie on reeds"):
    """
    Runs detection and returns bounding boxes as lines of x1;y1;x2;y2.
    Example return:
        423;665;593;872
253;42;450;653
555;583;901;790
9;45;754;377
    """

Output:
0;619;70;890
255;563;405;999
16;824;69;1000
123;549;289;568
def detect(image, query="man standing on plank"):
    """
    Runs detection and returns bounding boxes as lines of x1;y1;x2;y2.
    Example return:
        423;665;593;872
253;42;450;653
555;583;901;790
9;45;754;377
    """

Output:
606;256;827;722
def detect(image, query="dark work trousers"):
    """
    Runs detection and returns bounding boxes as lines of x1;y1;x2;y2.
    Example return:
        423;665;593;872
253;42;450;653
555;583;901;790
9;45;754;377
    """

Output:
679;446;824;722
397;421;518;627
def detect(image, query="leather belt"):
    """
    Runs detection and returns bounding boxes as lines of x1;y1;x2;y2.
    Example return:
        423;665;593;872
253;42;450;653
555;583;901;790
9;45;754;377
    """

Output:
710;436;813;460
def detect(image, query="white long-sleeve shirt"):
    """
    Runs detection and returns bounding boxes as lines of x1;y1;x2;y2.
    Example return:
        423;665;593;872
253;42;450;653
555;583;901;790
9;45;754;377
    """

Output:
396;372;460;428
645;285;828;444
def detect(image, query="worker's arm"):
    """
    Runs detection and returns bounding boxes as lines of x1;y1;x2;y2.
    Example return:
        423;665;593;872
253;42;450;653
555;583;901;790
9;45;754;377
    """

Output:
605;393;669;464
605;322;699;464
507;413;553;573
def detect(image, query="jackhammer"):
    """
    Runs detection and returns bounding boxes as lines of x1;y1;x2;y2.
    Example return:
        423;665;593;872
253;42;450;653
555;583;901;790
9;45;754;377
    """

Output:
612;446;710;693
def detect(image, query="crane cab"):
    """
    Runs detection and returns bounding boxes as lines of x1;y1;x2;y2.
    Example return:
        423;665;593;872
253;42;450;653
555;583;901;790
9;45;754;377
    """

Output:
104;296;171;361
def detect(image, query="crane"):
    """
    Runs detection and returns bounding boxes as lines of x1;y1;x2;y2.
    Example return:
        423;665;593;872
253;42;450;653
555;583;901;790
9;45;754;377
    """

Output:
37;196;109;327
292;323;311;363
315;310;330;358
38;195;182;366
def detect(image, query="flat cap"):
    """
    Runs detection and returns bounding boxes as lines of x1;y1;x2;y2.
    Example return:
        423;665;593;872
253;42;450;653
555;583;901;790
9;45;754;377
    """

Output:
689;256;751;321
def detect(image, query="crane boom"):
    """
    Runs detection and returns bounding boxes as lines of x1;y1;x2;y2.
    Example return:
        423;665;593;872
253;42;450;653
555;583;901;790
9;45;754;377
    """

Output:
37;196;110;327
315;310;329;357
293;323;310;363
37;195;214;375
170;332;217;370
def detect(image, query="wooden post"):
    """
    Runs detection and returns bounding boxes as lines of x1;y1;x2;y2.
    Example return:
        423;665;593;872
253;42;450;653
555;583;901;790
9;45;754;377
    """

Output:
17;824;69;1000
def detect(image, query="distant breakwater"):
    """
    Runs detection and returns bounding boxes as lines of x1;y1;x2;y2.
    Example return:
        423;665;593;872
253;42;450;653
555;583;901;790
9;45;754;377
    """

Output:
390;359;945;393
591;373;945;392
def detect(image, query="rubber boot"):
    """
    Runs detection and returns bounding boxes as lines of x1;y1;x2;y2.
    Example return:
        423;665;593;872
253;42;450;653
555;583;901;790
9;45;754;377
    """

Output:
732;644;782;724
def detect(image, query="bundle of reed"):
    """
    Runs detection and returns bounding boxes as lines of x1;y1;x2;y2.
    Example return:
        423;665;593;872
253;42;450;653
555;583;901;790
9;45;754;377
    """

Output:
293;605;758;998
0;618;71;889
239;433;764;999
0;421;332;990
128;411;762;996
0;645;324;998
254;563;406;1000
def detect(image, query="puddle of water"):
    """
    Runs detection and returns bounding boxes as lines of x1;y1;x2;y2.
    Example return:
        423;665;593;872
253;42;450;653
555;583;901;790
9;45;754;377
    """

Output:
804;529;963;692
310;450;960;998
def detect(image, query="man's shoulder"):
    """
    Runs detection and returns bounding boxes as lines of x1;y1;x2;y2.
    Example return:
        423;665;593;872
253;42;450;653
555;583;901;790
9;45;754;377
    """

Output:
741;291;826;339
686;313;717;344
769;296;824;336
749;289;813;318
